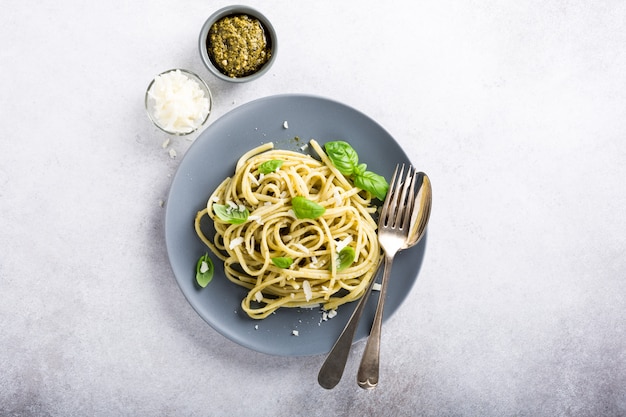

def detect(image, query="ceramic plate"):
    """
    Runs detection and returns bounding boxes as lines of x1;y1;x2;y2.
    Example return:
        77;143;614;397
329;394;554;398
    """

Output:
165;94;427;356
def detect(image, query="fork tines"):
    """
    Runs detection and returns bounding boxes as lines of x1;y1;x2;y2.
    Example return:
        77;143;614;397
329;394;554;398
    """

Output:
380;164;419;230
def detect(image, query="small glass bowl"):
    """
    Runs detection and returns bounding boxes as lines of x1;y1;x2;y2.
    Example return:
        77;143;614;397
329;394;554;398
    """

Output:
199;5;277;83
145;69;213;136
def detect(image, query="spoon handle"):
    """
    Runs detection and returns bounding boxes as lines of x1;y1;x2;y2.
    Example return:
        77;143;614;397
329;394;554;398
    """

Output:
317;264;380;389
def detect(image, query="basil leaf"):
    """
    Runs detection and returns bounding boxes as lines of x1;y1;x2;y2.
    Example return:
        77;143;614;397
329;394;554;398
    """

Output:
325;141;359;176
271;257;293;268
354;163;367;176
333;246;356;272
353;171;389;201
213;204;249;224
324;140;389;201
259;159;283;174
195;253;214;288
291;196;326;219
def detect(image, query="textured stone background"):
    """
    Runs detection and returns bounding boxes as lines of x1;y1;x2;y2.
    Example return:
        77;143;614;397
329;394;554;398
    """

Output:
1;0;625;415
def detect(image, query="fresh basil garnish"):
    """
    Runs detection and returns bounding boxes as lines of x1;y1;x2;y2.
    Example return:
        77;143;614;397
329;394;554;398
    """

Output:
213;203;249;224
195;253;214;287
291;196;326;219
259;159;284;174
334;246;356;272
325;141;359;176
324;141;389;200
353;170;389;201
271;257;294;269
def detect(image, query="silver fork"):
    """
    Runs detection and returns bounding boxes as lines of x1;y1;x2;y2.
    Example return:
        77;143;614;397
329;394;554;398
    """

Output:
357;164;419;389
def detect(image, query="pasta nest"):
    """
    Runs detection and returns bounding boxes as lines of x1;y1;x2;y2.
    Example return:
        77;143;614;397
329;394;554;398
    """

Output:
195;140;382;319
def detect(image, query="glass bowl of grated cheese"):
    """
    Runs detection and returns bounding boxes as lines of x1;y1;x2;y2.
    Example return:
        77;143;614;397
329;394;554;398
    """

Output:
145;69;213;135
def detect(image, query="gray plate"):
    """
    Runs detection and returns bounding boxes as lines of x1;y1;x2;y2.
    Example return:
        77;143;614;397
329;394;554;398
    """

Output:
165;94;427;356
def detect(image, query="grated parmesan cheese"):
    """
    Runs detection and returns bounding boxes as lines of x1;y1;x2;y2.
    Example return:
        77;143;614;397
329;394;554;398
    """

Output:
333;189;342;206
303;280;312;302
254;291;263;302
199;261;210;274
292;330;299;336
335;236;353;253
248;172;259;186
248;215;263;225
147;69;210;134
372;282;382;291
293;243;310;253
321;308;338;323
229;237;244;249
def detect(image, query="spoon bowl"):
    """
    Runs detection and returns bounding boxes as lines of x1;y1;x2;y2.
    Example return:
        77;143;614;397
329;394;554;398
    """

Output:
402;172;432;249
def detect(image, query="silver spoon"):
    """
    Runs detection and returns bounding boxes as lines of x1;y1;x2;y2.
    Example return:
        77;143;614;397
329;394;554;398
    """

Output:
317;172;431;389
357;172;431;389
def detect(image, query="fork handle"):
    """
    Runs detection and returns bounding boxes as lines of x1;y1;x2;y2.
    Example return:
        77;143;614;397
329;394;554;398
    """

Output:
357;253;395;389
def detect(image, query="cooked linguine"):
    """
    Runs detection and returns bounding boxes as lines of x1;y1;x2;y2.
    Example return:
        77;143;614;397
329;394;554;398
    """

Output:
194;139;382;319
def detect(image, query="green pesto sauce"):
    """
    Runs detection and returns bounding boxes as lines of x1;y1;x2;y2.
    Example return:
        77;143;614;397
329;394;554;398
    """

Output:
207;14;272;78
